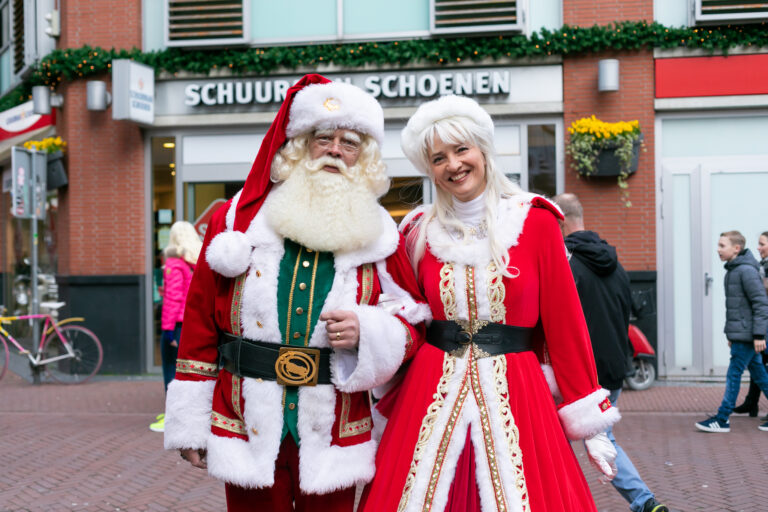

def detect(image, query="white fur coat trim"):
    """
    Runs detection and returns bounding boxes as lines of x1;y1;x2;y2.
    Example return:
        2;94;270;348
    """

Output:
540;363;563;404
164;379;216;450
332;304;407;393
558;388;621;441
376;260;432;325
409;193;551;268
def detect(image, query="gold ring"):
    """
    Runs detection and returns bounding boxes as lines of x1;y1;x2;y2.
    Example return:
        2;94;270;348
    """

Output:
336;332;341;341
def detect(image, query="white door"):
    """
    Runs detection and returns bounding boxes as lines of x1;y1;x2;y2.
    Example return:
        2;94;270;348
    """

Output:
661;157;768;378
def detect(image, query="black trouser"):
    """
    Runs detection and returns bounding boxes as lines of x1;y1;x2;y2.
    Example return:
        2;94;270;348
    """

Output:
742;351;768;405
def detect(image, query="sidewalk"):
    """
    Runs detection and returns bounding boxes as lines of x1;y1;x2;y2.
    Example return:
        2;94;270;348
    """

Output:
1;370;767;511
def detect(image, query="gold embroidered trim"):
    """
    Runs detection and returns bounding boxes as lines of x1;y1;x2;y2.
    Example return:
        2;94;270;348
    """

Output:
284;247;303;344
439;263;456;321
465;266;479;324
304;250;320;346
486;262;506;323
493;356;529;511
176;359;218;377
339;392;373;438
359;263;375;306
398;317;414;355
423;371;470;512
211;411;246;435
469;353;509;512
230;273;247;335
231;374;243;422
397;352;457;512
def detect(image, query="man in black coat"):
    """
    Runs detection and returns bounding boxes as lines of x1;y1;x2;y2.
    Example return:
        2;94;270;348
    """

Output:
554;193;669;512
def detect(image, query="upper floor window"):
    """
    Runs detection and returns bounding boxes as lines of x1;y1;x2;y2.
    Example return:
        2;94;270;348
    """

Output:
165;0;249;47
694;0;768;24
431;0;523;35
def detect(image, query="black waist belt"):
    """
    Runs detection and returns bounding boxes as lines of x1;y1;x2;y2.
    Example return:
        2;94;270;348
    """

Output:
426;320;533;357
218;332;332;386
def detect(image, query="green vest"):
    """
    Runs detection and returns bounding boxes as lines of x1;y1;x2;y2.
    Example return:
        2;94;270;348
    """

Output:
276;239;335;443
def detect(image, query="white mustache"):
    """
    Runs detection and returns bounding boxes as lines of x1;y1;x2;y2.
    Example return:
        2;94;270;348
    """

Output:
306;156;349;176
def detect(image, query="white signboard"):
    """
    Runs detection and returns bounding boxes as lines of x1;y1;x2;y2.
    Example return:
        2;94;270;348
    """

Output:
112;59;155;124
10;147;46;220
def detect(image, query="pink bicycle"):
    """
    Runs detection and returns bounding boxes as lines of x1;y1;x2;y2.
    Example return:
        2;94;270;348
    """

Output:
0;305;103;384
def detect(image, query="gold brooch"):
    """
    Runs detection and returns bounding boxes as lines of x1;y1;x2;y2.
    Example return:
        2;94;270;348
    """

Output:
323;97;340;111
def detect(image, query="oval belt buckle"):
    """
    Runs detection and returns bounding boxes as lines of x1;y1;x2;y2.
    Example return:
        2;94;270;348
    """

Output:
275;347;320;386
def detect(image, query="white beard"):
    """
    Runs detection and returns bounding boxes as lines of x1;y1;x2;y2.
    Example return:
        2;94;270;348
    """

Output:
265;156;383;253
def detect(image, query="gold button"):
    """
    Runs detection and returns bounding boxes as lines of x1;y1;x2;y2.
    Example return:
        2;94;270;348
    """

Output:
296;307;304;315
299;282;307;290
288;402;296;410
293;332;301;339
302;261;310;268
251;427;258;435
255;270;262;277
257;321;263;328
306;248;313;253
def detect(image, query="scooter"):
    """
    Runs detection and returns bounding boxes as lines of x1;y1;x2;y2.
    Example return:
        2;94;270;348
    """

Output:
624;323;657;391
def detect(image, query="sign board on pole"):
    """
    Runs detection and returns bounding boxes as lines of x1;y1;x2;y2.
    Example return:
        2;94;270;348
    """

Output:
11;146;33;218
193;198;227;238
31;150;47;219
112;59;155;124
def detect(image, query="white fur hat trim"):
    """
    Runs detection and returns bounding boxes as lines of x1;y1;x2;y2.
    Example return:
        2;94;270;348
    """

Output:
206;230;252;278
400;95;494;174
286;81;384;145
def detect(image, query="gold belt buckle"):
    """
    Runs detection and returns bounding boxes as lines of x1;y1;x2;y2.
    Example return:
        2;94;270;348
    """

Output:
275;347;320;386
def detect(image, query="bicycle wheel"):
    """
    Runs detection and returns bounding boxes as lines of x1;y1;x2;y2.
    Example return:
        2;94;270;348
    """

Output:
0;337;8;381
42;325;103;384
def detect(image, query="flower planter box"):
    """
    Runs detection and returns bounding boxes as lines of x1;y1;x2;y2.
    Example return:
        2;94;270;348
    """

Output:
46;150;68;190
587;139;641;178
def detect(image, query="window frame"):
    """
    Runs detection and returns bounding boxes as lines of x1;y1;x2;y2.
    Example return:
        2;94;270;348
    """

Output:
164;0;251;48
692;0;768;24
429;0;525;36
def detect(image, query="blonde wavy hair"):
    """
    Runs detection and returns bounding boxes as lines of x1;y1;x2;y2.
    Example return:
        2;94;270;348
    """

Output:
405;116;523;277
164;221;202;265
270;131;389;198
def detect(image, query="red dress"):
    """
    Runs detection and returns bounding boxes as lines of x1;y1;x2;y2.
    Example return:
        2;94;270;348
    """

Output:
361;194;620;512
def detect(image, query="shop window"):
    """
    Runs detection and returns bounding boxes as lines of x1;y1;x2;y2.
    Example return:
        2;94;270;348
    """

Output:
184;182;243;235
166;0;248;47
693;0;768;23
527;124;556;198
431;0;523;35
380;177;426;224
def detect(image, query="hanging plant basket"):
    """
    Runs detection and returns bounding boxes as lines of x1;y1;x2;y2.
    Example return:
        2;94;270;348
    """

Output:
46;150;68;190
586;138;641;178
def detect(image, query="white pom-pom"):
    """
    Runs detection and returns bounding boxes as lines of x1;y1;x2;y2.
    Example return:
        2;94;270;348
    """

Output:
206;231;252;277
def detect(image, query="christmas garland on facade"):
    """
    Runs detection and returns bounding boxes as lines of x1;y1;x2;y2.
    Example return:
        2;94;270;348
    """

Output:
2;20;766;112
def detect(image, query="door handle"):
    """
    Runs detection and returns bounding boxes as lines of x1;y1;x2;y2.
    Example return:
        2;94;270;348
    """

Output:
704;272;714;296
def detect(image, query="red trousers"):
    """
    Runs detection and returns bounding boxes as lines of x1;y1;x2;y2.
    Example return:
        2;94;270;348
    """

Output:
224;435;356;512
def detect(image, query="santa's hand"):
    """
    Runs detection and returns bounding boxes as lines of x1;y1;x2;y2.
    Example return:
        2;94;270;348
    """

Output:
320;310;360;350
179;448;207;469
584;432;617;481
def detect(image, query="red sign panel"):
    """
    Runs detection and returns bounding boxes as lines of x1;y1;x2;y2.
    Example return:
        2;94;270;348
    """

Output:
193;199;227;238
656;54;768;98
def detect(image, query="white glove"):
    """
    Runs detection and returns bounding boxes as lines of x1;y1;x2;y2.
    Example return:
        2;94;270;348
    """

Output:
584;432;618;481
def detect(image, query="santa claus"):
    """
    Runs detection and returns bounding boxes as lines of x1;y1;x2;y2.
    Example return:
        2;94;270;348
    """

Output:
163;74;429;511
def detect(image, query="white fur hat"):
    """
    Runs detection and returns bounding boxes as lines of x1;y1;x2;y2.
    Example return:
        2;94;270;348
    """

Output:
400;95;494;173
285;81;384;145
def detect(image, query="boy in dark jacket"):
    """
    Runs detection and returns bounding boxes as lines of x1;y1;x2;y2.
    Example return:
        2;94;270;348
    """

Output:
696;230;768;433
555;193;669;512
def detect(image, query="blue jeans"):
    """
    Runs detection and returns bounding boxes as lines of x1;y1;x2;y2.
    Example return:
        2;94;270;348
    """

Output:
161;323;182;391
607;388;654;512
717;341;768;421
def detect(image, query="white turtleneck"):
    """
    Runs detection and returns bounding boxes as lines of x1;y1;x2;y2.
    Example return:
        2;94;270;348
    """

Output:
452;190;486;227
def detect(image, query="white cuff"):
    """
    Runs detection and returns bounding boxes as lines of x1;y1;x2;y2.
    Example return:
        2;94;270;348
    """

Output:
558;388;620;441
164;379;216;450
331;304;407;393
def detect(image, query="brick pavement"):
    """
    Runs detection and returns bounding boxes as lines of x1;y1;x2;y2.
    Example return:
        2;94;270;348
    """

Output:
2;371;767;512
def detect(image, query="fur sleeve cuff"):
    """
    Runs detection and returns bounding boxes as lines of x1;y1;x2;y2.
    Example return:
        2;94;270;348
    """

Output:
331;305;407;393
540;364;563;404
163;379;216;450
557;388;621;441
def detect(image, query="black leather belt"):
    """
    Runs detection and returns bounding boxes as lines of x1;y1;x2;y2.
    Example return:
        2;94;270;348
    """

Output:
218;332;332;386
426;320;533;358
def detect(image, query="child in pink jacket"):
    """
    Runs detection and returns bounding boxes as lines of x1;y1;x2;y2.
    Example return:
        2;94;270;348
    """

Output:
151;221;202;432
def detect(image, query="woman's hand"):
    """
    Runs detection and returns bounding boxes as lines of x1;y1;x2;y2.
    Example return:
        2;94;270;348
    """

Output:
320;310;360;350
179;448;207;469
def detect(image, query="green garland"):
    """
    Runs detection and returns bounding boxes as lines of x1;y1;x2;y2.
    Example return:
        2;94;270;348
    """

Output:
3;20;766;112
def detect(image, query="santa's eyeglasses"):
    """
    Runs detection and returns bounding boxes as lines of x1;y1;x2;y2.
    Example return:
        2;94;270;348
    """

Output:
312;134;361;154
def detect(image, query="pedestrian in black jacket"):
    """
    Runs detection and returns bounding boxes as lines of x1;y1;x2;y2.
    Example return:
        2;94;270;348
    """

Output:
554;193;669;512
696;230;768;434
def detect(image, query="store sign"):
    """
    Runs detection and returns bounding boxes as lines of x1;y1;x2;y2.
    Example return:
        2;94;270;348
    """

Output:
183;69;511;106
10;147;47;219
112;59;155;124
0;101;54;142
155;66;562;117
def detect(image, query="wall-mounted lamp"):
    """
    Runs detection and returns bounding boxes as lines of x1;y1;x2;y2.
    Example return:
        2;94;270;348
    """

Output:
598;59;620;92
32;85;64;115
86;81;112;111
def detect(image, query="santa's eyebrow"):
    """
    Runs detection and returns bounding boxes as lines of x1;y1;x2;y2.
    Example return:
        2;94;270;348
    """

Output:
342;131;361;144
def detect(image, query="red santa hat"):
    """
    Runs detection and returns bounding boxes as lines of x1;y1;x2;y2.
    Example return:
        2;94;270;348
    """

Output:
207;74;385;277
